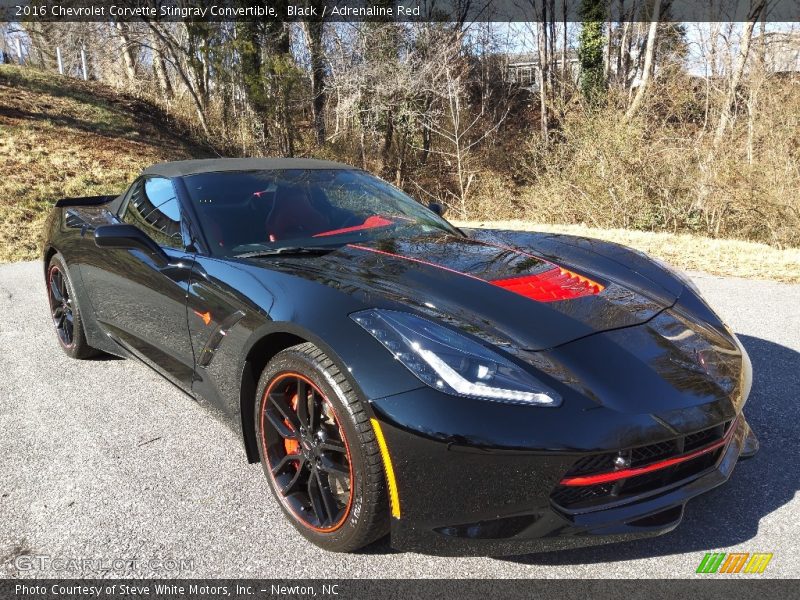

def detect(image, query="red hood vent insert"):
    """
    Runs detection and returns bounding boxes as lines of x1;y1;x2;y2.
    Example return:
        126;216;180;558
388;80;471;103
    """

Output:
491;267;604;302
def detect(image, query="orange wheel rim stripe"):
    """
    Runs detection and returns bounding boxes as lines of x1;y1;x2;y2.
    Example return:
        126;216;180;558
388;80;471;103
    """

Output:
259;372;355;533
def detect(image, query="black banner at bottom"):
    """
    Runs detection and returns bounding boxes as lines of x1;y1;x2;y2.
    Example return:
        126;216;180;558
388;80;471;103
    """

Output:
2;579;796;600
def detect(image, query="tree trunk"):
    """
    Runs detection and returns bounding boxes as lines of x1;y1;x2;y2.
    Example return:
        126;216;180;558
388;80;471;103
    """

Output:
382;109;394;173
421;94;433;165
604;19;613;80
538;18;549;138
146;23;210;136
282;94;295;156
548;0;556;90
151;31;172;98
616;0;635;86
301;21;327;146
624;0;661;121
713;1;765;146
113;22;137;85
561;2;567;84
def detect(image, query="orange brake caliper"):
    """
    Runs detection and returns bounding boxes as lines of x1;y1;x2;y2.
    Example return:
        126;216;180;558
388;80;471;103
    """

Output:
284;392;300;455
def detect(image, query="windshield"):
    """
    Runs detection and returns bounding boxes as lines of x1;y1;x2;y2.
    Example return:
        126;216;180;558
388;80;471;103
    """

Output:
182;169;459;256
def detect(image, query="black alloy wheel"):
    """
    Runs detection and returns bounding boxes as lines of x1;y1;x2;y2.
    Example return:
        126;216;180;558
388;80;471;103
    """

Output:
48;265;75;348
255;343;389;551
261;371;354;532
46;253;100;359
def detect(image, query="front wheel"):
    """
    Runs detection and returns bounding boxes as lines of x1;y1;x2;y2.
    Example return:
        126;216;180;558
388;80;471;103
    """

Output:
254;342;389;551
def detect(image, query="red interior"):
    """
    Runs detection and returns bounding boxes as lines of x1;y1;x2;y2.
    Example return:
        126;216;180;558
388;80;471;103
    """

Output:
267;187;330;241
313;215;394;238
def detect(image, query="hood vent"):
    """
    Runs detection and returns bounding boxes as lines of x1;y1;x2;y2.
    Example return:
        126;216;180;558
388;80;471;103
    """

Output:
491;267;604;302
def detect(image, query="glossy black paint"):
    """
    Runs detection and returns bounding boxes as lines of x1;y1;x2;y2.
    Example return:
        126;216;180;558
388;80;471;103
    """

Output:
94;224;170;266
42;167;753;556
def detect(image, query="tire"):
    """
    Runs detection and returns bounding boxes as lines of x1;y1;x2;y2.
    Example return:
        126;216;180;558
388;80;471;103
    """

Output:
254;342;389;552
46;254;100;359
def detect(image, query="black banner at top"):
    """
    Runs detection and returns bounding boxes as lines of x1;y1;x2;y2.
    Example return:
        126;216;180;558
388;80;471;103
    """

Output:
2;0;800;23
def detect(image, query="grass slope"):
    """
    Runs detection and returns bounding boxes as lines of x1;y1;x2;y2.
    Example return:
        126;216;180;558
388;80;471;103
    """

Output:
0;65;215;261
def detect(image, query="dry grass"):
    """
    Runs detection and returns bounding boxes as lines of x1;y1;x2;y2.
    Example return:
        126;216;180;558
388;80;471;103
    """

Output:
469;75;800;250
0;65;212;262
2;65;797;286
455;220;800;284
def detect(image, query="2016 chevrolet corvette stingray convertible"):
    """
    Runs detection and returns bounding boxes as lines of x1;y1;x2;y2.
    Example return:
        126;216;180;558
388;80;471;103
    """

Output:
42;158;759;555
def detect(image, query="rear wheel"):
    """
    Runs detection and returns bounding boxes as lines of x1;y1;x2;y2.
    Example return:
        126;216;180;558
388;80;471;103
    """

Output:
255;342;389;551
46;254;100;359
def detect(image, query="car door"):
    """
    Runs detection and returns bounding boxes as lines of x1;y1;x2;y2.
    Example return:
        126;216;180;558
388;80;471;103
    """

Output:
80;177;196;390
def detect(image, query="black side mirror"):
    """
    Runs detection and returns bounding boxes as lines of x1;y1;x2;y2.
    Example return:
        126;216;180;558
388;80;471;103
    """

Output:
428;202;445;217
94;224;169;265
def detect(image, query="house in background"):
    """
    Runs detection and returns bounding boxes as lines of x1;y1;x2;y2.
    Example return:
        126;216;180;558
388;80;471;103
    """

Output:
751;31;800;74
506;51;580;90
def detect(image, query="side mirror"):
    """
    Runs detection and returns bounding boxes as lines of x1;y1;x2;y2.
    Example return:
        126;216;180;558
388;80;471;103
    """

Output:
428;202;446;217
94;224;169;265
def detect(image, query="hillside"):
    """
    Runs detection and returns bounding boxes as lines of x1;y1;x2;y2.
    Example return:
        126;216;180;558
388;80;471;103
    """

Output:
1;64;798;283
0;65;216;262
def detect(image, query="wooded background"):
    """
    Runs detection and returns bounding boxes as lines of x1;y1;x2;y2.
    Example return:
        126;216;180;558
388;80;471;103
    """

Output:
2;0;798;248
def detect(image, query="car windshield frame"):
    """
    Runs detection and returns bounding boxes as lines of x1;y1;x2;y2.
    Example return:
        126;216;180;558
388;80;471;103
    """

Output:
180;168;461;257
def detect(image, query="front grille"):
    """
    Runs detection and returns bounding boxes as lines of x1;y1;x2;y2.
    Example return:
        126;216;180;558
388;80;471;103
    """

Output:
552;420;732;511
565;453;616;477
631;440;675;466
684;422;726;451
551;483;616;507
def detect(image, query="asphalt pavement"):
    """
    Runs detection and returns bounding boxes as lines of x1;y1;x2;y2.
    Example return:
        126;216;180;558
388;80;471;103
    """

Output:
1;260;798;578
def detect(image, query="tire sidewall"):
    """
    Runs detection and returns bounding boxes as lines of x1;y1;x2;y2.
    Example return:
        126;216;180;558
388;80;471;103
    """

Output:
47;254;84;358
254;348;370;550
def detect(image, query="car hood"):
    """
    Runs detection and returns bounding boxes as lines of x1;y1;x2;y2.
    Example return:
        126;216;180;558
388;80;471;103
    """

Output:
255;230;683;351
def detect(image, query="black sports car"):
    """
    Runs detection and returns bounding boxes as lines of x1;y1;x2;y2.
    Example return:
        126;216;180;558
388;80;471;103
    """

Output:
42;158;758;555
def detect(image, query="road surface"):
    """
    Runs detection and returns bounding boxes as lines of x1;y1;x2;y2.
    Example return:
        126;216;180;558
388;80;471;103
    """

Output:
1;260;798;578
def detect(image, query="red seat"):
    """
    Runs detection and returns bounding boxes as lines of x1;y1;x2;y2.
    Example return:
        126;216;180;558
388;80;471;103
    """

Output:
267;186;329;241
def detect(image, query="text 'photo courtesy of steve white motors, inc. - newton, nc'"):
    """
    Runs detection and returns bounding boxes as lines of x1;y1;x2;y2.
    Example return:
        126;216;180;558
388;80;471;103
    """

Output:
11;2;423;19
14;583;341;597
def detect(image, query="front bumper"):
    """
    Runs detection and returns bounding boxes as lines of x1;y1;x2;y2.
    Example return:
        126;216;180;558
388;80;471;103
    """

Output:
372;395;754;556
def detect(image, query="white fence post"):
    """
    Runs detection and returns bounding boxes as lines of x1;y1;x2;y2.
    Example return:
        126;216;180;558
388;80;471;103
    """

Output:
15;37;23;64
80;46;88;80
56;46;64;75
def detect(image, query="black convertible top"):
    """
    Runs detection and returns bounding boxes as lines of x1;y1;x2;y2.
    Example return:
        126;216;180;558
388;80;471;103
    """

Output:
143;158;353;178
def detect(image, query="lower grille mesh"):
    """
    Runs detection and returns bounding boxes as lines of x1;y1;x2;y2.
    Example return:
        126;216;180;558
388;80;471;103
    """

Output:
551;421;731;510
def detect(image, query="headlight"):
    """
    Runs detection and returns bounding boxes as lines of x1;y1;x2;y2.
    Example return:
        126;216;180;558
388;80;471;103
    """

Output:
351;309;561;406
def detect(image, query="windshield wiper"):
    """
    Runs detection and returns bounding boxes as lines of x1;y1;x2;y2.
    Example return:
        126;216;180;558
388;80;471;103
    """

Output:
235;246;336;259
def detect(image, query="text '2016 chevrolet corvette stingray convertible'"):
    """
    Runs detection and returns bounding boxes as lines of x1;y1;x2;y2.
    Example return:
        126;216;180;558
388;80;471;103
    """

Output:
42;158;758;555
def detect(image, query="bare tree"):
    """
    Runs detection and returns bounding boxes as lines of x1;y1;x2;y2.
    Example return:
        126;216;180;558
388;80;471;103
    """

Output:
615;0;637;87
113;21;137;85
150;29;172;99
537;18;549;137
424;61;508;217
301;20;327;147
625;0;661;120
713;0;767;146
145;22;211;135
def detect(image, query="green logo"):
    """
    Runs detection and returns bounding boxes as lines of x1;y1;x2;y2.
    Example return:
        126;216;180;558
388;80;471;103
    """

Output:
697;552;773;574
